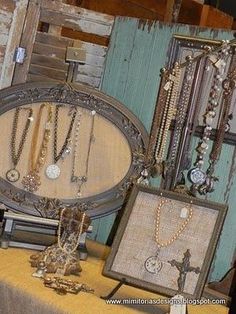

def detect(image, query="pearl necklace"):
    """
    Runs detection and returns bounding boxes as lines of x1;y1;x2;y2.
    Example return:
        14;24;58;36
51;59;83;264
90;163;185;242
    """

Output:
155;198;193;248
144;194;193;275
154;63;181;174
57;208;86;255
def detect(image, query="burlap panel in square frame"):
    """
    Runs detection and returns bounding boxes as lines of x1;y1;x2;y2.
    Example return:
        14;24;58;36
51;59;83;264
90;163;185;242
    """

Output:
103;185;227;299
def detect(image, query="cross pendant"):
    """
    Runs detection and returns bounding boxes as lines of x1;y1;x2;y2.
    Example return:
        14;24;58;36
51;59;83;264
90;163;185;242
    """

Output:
168;249;201;293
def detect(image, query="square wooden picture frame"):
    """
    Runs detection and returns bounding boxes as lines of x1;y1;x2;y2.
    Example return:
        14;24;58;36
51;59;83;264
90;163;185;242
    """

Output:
103;184;227;299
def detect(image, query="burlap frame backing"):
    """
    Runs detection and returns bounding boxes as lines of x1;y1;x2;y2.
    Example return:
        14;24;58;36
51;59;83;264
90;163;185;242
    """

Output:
103;185;227;299
0;104;131;199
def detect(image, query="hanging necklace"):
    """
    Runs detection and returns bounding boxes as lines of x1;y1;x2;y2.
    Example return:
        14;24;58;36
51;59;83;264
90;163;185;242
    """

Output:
153;62;181;176
6;107;33;182
71;110;96;198
57;209;86;254
56;209;86;275
22;103;53;192
45;105;77;180
188;42;230;188
198;61;236;194
166;56;194;176
144;194;193;274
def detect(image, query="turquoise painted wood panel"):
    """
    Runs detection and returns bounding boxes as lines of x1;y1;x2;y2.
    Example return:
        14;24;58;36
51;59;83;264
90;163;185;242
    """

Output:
100;17;236;282
89;213;117;244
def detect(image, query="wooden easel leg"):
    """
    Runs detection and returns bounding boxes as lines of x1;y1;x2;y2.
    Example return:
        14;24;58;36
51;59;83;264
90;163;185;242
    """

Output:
100;279;126;300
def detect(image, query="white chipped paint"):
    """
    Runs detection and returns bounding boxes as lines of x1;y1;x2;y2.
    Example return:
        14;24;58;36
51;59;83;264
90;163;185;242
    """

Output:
74;40;107;57
64;18;112;36
77;64;103;78
41;0;114;25
82;53;105;67
76;73;101;88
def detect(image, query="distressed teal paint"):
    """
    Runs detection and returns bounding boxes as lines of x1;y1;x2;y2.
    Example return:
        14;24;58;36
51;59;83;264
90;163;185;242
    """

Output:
89;213;117;244
99;17;236;281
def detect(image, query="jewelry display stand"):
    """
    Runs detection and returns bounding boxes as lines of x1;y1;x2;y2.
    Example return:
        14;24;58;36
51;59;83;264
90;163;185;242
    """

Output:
100;278;126;300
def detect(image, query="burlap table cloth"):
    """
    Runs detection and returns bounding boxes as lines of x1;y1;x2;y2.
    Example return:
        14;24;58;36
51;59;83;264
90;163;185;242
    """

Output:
0;240;228;314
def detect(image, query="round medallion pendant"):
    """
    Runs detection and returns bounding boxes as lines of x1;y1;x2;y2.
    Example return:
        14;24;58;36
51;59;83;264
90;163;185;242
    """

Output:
22;171;41;193
45;164;61;180
188;167;206;185
144;256;163;274
6;168;20;182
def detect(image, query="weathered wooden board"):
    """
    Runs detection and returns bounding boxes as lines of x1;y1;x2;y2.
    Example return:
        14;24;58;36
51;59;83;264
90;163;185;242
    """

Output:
72;0;165;20
29;64;68;81
35;31;73;48
31;54;69;71
76;73;101;88
33;42;67;59
73;39;107;57
41;0;114;35
0;0;16;88
12;0;41;85
77;64;103;77
40;9;112;37
0;0;29;89
101;17;236;281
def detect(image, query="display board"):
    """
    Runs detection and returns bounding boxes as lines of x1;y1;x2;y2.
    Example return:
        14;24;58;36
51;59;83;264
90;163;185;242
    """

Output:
0;82;148;218
103;185;227;299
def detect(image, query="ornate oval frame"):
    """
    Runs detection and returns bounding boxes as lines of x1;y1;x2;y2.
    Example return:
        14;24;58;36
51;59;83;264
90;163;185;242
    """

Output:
0;82;148;219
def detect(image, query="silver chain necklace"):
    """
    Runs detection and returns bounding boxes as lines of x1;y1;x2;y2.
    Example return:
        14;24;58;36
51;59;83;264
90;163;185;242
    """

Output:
71;110;96;198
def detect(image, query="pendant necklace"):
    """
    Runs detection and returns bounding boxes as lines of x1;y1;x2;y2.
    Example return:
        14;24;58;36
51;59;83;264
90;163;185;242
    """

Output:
71;110;96;198
188;41;230;189
198;58;236;194
22;103;53;192
6;107;33;183
45;105;77;180
144;194;193;274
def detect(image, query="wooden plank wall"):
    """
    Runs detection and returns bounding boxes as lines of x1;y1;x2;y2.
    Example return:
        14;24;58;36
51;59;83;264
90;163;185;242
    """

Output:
101;17;236;282
0;0;15;84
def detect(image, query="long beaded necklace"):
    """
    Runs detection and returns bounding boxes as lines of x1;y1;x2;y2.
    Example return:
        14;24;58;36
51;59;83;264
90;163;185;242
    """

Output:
56;209;86;275
71;110;96;198
197;62;236;194
188;41;230;191
145;194;193;274
6;107;33;183
22;103;53;192
153;62;181;176
45;105;77;180
166;56;195;175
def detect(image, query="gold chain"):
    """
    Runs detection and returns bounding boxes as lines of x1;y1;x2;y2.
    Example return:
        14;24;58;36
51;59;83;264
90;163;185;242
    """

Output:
57;209;86;255
22;103;53;192
155;195;193;248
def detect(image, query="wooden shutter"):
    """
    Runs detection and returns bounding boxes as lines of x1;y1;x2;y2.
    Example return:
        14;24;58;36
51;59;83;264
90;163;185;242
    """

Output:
1;0;114;89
